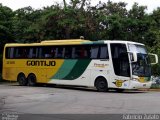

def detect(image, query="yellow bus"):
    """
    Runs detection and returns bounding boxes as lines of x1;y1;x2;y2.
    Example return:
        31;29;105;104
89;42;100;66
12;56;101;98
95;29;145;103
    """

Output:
2;39;158;92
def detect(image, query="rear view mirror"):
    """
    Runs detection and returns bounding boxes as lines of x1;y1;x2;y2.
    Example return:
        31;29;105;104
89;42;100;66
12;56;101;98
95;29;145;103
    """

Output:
149;53;158;65
129;52;137;63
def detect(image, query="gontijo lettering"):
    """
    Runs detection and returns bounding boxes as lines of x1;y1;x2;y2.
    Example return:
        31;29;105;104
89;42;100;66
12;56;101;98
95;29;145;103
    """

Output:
26;60;56;66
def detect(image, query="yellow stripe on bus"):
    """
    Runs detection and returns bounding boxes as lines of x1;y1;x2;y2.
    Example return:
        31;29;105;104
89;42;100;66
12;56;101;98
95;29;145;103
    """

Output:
3;59;64;83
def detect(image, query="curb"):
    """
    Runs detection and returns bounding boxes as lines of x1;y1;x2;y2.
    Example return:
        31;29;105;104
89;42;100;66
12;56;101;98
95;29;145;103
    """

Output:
138;89;160;92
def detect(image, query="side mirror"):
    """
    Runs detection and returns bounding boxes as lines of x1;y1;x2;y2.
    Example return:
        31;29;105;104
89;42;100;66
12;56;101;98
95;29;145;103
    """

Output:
129;52;137;63
149;53;158;65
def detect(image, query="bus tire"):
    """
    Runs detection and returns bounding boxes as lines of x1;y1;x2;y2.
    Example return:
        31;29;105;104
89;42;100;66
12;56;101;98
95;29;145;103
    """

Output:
17;73;27;86
95;77;108;92
28;73;37;86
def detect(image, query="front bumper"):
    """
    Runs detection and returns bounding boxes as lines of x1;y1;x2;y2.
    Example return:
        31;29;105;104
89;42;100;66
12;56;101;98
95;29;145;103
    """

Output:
129;80;152;89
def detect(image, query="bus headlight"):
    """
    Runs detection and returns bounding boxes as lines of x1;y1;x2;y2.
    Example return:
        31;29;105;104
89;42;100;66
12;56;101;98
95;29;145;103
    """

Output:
132;78;139;81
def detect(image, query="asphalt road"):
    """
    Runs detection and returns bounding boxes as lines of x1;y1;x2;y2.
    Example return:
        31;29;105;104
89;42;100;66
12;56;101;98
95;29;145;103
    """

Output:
0;83;160;119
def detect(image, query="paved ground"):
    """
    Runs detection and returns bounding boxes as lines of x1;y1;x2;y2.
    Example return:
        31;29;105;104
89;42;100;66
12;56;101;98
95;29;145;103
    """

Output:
0;83;160;119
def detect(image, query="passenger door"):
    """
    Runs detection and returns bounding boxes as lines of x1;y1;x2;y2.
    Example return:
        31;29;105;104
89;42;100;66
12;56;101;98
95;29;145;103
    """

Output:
110;43;131;88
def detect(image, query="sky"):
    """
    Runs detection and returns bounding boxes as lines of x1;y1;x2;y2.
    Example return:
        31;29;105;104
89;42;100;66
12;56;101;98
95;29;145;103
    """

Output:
0;0;159;13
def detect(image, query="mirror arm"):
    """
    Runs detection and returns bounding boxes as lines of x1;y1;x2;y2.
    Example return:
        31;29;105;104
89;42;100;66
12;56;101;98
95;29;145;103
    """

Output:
148;53;158;65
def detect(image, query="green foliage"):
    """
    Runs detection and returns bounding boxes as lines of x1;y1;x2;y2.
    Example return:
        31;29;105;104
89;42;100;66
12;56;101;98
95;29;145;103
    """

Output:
0;54;2;72
0;4;14;53
12;6;43;43
0;54;2;82
151;64;160;76
151;84;160;89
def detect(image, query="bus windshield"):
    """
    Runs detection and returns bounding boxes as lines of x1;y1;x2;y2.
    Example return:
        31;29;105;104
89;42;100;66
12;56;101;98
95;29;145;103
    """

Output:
128;44;151;77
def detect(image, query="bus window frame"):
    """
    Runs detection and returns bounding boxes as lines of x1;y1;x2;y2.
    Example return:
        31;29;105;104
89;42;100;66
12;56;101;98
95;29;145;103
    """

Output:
5;44;109;60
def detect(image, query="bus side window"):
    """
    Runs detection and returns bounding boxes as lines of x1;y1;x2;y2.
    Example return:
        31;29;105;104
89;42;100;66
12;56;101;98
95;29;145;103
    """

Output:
72;46;80;59
50;48;55;58
39;47;51;58
75;46;80;58
6;47;14;59
39;47;43;58
54;47;64;58
28;47;38;58
74;46;82;58
54;48;58;58
28;48;33;58
57;48;62;58
50;47;56;58
90;46;99;59
20;48;29;58
72;47;76;59
44;48;52;58
14;48;21;58
86;46;91;58
65;47;72;59
79;47;88;58
62;47;65;58
100;45;109;59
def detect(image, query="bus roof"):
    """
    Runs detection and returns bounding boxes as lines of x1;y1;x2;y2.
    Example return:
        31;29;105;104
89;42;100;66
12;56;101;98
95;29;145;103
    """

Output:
103;40;144;46
5;39;90;47
4;39;144;47
41;39;90;43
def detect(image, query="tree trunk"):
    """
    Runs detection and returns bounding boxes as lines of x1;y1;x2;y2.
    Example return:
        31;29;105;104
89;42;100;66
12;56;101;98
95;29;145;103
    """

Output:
80;0;86;10
63;0;67;9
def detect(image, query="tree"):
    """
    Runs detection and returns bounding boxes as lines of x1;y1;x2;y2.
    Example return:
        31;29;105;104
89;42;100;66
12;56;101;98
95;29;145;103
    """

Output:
0;4;14;73
125;3;152;44
13;6;43;43
0;4;14;52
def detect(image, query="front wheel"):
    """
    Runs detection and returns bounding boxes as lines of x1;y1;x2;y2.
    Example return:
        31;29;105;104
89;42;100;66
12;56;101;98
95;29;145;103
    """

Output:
28;74;37;86
95;78;108;92
17;73;27;86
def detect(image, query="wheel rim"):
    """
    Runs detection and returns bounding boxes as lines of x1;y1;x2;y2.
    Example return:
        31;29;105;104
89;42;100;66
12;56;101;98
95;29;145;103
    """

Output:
98;81;106;89
96;79;108;92
20;77;25;84
29;76;35;83
18;74;26;85
28;74;36;86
